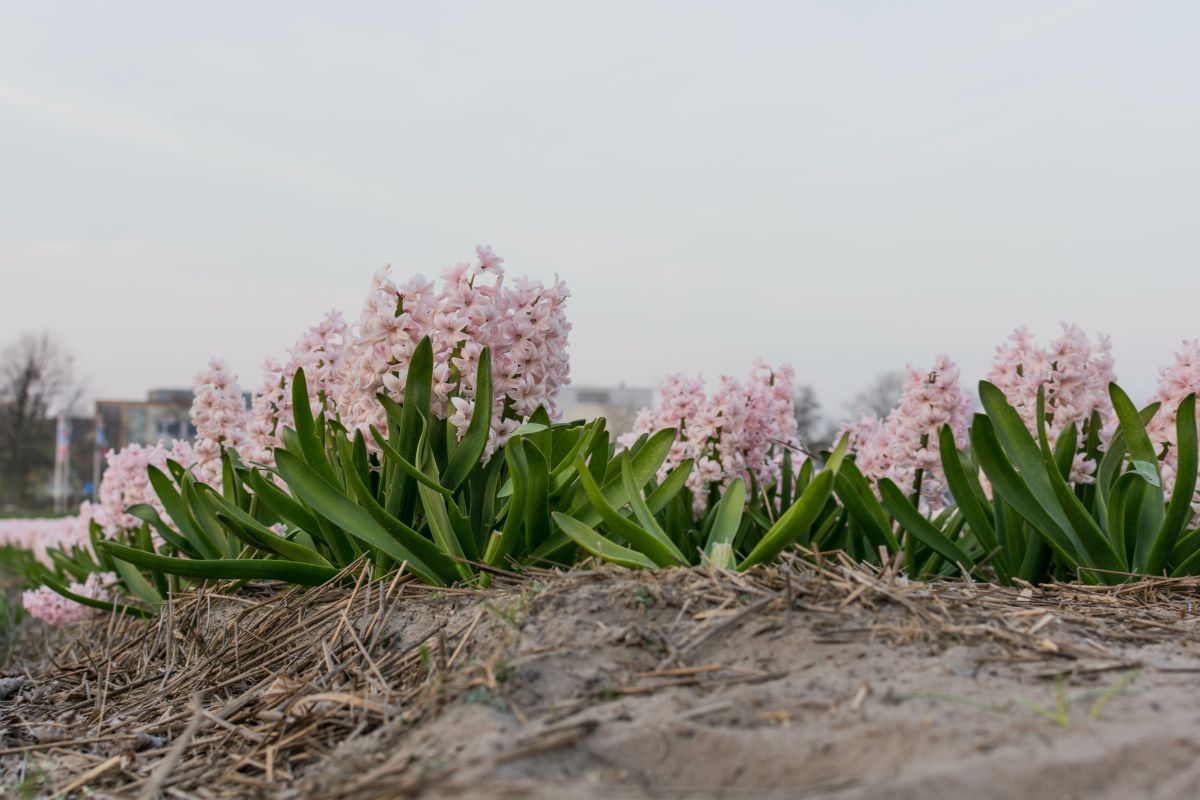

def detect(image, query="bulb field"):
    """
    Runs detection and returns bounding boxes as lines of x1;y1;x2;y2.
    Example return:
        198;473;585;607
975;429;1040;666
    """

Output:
4;248;1200;798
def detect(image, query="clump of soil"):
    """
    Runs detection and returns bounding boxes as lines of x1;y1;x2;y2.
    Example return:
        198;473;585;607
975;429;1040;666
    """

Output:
4;556;1200;798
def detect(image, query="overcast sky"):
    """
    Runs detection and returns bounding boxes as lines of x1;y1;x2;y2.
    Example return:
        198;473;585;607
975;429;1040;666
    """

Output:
2;2;1198;421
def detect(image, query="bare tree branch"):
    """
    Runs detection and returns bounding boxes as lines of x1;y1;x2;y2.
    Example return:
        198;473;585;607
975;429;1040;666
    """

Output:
0;332;81;509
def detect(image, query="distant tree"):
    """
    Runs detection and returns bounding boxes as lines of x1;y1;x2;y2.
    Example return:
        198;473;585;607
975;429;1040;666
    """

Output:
0;333;81;510
793;385;823;448
846;371;904;420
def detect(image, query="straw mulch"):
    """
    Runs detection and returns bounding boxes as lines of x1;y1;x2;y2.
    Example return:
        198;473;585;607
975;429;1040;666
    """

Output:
4;553;1200;798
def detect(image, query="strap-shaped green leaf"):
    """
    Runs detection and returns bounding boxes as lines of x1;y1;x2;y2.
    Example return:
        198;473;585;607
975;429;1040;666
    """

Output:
1107;471;1146;563
441;348;493;492
485;437;531;565
978;382;1076;544
834;459;899;552
413;423;474;580
513;440;548;554
779;449;795;511
531;427;678;565
645;459;694;514
796;457;815;495
878;479;974;572
101;541;337;586
619;454;672;545
567;427;677;526
147;465;218;558
391;336;435;519
1170;527;1200;576
552;421;598;480
182;476;232;558
1051;422;1078;481
368;426;455;498
574;455;686;567
109;553;164;609
126;503;198;557
969;414;1081;572
552;512;658;569
1110;383;1160;465
1107;387;1168;572
738;471;834;570
704;478;745;568
247;470;323;534
1146;393;1197;575
1034;389;1125;575
498;420;589;499
198;484;333;568
339;446;458;585
737;434;848;571
274;449;444;584
1097;402;1160;511
40;574;154;618
937;426;1000;569
291;368;338;486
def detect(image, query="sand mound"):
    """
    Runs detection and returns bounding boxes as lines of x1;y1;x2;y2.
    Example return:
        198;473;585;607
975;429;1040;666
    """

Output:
4;556;1200;798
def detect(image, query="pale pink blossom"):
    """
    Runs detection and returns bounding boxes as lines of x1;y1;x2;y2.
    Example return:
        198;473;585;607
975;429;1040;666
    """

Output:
243;310;348;466
94;440;195;538
1146;340;1200;526
335;247;571;460
21;571;117;626
190;359;248;485
621;362;802;516
988;323;1115;483
843;355;971;510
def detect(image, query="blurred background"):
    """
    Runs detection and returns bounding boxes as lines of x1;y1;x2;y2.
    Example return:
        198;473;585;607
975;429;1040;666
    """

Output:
3;1;1199;512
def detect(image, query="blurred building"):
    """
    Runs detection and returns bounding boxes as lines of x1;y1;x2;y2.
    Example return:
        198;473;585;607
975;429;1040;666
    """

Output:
95;390;195;451
558;384;652;436
92;388;197;492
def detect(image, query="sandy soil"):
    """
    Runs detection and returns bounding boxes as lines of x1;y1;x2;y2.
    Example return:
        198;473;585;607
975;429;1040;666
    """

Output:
5;560;1200;798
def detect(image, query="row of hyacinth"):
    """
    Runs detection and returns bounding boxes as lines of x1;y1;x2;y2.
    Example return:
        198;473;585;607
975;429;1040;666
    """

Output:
620;361;800;516
24;274;1200;626
838;326;1200;519
0;513;93;566
839;326;1116;508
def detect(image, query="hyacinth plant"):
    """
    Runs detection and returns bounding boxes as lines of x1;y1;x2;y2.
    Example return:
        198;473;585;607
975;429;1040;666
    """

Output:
64;248;851;615
837;331;1200;586
568;363;853;572
99;340;594;590
17;271;1200;625
94;339;851;606
88;244;582;598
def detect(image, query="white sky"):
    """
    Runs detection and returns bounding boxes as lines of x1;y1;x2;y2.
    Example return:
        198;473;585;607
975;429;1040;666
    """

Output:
2;2;1198;421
